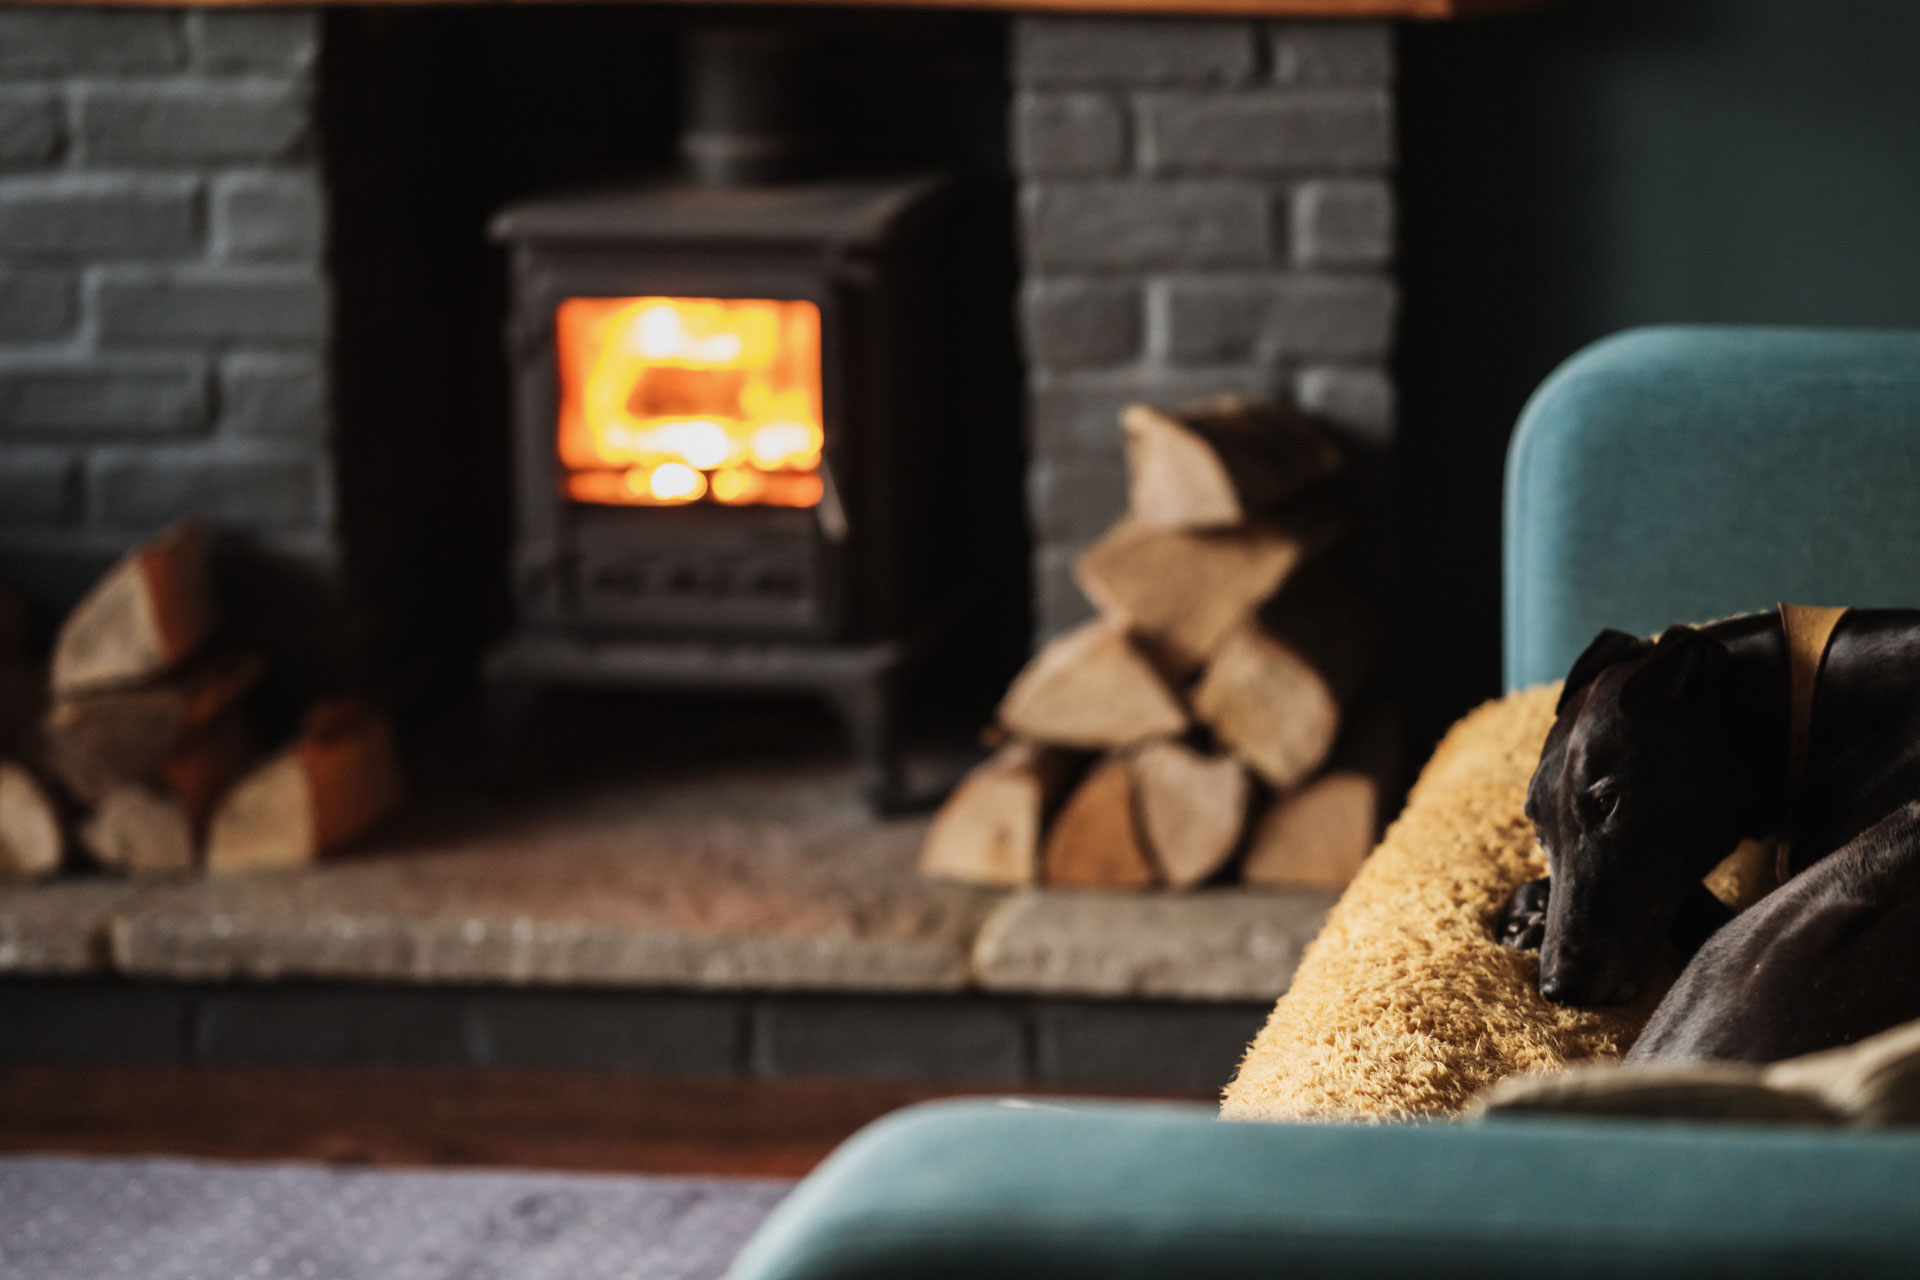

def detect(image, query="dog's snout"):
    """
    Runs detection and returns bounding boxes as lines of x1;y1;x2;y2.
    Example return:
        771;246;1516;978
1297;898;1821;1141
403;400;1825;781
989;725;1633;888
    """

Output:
1538;942;1587;1005
1539;971;1583;1005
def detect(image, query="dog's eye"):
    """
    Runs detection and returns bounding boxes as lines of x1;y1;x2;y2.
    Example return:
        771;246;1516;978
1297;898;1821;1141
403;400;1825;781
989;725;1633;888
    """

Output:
1590;787;1621;822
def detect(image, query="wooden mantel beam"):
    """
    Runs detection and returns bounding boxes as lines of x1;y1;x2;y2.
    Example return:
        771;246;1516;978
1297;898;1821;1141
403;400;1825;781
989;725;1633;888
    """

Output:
23;0;1542;18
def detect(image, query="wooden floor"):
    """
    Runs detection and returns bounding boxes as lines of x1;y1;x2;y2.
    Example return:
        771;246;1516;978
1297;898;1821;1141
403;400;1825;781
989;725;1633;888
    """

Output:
0;1067;1207;1177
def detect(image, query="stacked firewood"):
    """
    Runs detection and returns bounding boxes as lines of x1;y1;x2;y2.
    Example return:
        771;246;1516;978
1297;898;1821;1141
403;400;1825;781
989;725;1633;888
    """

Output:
922;396;1383;892
0;524;402;882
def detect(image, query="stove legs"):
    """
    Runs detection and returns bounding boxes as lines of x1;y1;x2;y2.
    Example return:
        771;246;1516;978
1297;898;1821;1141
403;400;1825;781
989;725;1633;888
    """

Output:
482;632;919;815
825;670;905;814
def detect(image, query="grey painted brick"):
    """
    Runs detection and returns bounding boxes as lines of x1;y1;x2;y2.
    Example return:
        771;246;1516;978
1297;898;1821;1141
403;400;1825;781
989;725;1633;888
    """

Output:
1296;365;1394;445
0;979;189;1064
1293;178;1393;267
1012;92;1128;178
90;449;320;530
1028;450;1128;543
1014;17;1256;88
467;990;746;1074
219;351;326;438
1139;90;1393;175
0;358;208;435
0;267;76;342
0;174;201;258
1269;23;1394;87
1024;181;1270;271
194;986;469;1067
1023;279;1141;371
187;10;320;73
1159;274;1396;363
1029;366;1278;455
212;170;323;261
0;448;79;527
751;996;1028;1084
0;10;183;77
94;266;328;346
78;81;308;166
1033;999;1269;1091
1034;541;1094;640
0;88;61;169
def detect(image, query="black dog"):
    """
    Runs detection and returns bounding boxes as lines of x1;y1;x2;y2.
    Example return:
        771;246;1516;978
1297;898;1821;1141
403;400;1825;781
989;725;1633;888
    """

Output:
1629;799;1920;1062
1498;609;1920;1060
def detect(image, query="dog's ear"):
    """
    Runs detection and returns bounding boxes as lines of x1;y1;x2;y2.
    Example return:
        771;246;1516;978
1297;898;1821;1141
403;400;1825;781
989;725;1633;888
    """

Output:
1621;625;1729;710
1558;629;1653;714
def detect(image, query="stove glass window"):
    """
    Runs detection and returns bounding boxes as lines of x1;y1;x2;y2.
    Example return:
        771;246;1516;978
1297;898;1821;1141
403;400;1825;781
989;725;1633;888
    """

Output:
555;296;824;508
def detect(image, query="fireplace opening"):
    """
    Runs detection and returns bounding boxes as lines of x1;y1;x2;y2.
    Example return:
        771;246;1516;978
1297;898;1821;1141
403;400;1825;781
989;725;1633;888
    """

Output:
319;7;1028;750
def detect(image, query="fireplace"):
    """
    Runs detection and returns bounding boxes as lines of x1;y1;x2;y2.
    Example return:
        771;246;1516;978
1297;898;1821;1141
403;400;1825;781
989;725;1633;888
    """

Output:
485;174;952;809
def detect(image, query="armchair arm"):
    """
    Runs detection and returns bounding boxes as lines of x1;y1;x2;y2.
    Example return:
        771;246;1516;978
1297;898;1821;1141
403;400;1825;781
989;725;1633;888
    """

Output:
730;1099;1920;1279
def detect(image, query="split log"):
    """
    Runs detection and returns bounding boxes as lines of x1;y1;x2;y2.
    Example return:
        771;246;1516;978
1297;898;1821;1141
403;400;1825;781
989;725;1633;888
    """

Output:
81;784;195;876
1242;772;1378;890
1191;563;1375;790
1041;756;1157;890
43;650;262;801
1132;740;1249;890
0;761;61;880
920;742;1077;888
205;698;402;874
158;711;255;824
998;620;1186;750
1121;397;1343;531
1073;508;1345;675
50;523;215;697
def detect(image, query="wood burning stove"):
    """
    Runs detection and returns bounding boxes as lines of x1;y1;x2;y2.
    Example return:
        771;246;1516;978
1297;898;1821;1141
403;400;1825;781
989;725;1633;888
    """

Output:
484;174;951;808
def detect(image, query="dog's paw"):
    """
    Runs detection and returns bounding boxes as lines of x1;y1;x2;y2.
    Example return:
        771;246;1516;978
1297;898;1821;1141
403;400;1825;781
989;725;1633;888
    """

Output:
1496;877;1550;950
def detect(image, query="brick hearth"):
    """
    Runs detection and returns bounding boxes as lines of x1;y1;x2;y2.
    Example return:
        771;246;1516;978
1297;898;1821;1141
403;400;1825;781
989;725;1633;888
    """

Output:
0;756;1331;1089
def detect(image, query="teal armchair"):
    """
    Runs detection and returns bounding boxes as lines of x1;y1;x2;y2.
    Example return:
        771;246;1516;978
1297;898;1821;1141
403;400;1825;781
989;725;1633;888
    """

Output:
728;327;1920;1280
1505;325;1920;688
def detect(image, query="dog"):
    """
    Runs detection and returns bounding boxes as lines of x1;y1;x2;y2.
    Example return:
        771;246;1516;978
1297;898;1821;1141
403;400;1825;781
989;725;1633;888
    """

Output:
1497;607;1920;1061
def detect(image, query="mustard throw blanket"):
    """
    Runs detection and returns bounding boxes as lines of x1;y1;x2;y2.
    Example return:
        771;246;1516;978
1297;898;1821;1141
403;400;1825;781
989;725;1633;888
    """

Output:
1222;684;1667;1121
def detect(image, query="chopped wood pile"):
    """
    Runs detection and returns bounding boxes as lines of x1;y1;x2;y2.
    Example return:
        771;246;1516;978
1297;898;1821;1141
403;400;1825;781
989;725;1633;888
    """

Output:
0;523;401;883
922;396;1388;893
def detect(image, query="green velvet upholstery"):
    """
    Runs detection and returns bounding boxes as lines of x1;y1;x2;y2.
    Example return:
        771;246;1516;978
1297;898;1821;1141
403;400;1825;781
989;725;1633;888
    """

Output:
1505;325;1920;689
730;1100;1920;1279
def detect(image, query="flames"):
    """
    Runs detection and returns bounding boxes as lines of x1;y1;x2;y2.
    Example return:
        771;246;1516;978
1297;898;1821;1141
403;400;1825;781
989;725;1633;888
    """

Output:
555;296;825;508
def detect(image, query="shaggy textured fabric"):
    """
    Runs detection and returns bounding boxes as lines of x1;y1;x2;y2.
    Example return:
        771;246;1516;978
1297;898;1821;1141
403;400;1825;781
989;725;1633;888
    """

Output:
0;1154;789;1280
1222;685;1670;1122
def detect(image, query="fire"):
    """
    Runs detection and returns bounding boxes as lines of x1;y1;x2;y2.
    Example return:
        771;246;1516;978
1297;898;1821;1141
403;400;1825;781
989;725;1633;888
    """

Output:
555;296;825;508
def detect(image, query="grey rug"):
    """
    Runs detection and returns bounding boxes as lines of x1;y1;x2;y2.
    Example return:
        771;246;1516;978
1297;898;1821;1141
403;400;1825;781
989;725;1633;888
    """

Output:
0;1155;791;1280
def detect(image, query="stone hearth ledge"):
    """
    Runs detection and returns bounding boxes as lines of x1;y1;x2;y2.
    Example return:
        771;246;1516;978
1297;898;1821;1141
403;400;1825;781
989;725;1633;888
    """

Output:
972;889;1338;1001
0;827;1333;1002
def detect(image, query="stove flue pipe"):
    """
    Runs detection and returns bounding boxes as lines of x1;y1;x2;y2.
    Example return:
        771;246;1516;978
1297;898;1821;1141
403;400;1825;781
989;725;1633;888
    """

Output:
679;23;820;187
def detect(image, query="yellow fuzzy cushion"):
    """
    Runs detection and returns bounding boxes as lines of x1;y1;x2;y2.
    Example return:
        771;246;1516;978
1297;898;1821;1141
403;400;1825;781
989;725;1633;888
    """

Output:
1222;684;1668;1121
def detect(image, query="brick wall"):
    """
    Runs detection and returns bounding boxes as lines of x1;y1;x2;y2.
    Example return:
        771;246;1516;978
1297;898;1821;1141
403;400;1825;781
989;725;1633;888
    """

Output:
1012;17;1397;639
0;7;329;612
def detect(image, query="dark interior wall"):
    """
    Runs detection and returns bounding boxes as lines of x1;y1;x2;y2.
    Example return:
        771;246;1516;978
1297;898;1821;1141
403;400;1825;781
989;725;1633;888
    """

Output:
320;7;1022;716
1397;0;1920;752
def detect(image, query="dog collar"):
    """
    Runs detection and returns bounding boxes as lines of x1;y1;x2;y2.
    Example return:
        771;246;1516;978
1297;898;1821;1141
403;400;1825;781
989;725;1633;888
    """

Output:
1703;604;1846;909
1778;602;1848;806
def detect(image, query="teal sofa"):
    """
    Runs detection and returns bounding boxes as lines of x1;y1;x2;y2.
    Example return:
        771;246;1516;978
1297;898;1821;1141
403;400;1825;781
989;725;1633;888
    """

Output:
726;327;1920;1280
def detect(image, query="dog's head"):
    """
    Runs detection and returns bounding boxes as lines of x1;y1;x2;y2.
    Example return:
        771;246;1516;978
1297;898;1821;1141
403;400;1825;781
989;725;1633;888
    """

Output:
1527;625;1745;1006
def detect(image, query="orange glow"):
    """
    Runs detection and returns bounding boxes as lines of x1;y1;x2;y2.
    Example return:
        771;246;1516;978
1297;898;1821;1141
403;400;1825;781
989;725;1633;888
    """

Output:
555;296;824;508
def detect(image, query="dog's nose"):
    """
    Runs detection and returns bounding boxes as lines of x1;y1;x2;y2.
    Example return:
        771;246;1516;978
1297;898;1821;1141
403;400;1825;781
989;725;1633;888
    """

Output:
1539;970;1585;1005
